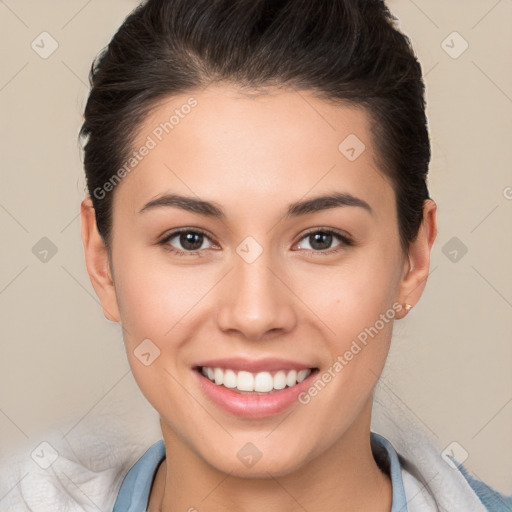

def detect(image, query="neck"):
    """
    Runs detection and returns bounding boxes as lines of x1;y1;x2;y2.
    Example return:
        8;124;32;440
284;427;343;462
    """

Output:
150;400;392;512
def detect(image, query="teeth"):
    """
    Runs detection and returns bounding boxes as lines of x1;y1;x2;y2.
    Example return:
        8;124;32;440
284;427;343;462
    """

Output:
254;371;273;392
214;368;223;385
223;369;237;388
286;370;297;387
200;366;313;393
297;369;310;382
273;370;287;390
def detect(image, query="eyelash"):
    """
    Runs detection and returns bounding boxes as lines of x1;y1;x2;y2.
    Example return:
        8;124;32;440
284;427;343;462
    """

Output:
158;227;354;258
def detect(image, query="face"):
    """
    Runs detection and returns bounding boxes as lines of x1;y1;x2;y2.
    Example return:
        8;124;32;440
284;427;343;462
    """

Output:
86;84;422;477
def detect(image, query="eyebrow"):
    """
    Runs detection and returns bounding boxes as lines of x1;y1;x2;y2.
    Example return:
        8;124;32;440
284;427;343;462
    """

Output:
139;192;373;218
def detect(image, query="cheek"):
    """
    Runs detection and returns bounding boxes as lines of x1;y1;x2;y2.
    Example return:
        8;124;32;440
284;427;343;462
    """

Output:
110;246;210;407
293;252;400;431
112;246;209;344
297;246;401;340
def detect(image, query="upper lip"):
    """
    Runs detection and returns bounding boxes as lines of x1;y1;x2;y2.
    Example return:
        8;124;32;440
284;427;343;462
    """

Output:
194;357;317;373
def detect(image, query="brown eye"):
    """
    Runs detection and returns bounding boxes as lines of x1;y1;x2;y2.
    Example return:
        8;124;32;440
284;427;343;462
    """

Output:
296;229;353;253
175;231;205;251
160;229;214;256
307;232;334;251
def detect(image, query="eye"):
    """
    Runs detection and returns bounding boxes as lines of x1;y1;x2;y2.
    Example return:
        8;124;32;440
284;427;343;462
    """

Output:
159;228;216;256
295;229;353;254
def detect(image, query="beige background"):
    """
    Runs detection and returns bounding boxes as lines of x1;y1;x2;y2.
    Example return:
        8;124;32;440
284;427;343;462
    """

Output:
0;0;511;496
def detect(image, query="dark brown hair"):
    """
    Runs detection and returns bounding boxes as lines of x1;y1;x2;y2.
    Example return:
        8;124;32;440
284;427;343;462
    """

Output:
80;0;431;253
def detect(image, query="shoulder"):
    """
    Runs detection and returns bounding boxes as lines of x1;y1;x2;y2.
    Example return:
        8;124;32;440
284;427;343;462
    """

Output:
371;431;512;512
371;386;511;512
456;461;512;512
0;431;163;512
0;436;135;511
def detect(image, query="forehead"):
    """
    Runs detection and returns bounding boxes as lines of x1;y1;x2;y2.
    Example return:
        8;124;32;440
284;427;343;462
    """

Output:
114;85;394;221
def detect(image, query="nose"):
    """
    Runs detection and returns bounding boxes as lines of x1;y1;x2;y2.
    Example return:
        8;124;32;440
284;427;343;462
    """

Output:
216;251;297;341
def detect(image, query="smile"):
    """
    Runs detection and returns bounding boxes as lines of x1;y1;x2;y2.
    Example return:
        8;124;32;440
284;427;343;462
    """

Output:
194;361;320;418
199;366;312;394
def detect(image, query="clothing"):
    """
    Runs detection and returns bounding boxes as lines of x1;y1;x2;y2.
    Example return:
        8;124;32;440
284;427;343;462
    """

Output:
112;432;511;512
0;384;510;511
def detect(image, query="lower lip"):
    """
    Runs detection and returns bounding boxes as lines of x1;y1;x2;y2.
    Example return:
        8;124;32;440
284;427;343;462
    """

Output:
194;368;318;419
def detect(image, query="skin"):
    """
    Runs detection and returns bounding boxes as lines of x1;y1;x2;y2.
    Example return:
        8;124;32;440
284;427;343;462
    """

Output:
81;84;437;512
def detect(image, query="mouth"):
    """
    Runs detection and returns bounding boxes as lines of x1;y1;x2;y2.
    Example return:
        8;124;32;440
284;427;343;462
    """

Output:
195;366;319;395
193;362;320;419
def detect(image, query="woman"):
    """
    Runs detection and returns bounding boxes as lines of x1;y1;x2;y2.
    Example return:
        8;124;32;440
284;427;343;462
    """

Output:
77;0;510;510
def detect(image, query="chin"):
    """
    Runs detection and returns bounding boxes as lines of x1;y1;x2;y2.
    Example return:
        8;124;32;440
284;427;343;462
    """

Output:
203;444;308;479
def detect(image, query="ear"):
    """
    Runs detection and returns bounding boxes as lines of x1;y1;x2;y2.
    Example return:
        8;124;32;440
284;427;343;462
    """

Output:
80;197;120;322
396;199;438;319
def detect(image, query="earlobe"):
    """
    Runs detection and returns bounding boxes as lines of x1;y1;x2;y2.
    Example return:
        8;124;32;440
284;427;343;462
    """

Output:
80;198;121;322
397;199;438;320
